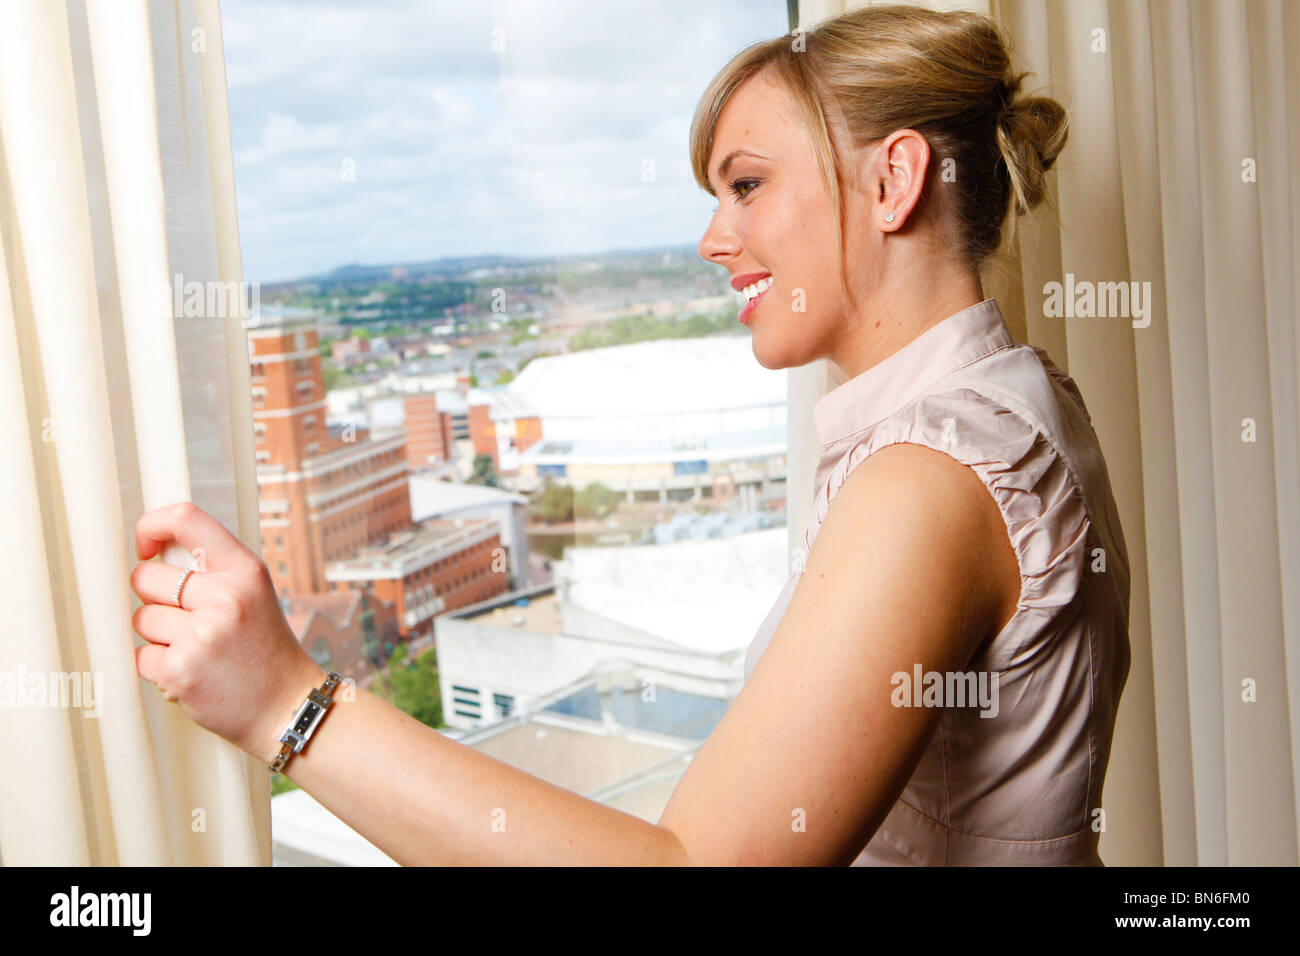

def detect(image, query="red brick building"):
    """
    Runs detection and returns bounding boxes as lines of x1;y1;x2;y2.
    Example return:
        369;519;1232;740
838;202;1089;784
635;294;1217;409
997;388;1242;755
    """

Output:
250;317;412;598
466;391;543;476
324;519;511;642
282;590;396;682
403;392;454;472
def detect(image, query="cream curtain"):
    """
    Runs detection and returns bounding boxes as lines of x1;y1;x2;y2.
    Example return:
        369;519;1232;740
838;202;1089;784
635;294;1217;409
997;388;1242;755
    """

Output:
0;0;267;865
792;0;1299;865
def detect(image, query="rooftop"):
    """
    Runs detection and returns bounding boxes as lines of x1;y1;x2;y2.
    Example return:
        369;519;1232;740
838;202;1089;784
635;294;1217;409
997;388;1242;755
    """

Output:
558;526;789;655
451;588;566;635
502;336;785;419
324;517;498;580
408;474;528;522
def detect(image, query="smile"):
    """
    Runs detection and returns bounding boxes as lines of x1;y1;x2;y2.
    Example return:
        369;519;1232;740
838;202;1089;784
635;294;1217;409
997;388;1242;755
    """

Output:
738;276;774;324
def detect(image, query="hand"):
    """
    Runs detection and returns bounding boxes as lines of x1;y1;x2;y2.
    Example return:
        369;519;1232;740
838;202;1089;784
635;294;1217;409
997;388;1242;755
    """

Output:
129;500;325;764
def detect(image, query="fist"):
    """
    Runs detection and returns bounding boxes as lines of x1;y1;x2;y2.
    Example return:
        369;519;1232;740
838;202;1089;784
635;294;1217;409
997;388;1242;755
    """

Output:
129;501;324;763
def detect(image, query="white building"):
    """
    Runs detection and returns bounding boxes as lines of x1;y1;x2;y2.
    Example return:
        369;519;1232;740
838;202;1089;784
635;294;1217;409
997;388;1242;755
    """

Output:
434;526;789;731
408;473;532;591
488;337;787;507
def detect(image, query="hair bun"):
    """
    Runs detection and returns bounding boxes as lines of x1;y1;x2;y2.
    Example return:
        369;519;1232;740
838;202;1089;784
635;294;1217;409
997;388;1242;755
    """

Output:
995;85;1069;215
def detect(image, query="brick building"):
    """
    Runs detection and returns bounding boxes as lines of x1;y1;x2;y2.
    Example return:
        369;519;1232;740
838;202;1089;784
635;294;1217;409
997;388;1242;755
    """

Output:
324;519;511;643
249;316;412;598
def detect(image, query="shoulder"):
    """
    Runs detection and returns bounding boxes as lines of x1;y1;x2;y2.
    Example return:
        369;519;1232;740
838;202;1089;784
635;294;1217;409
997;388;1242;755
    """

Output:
810;439;1020;665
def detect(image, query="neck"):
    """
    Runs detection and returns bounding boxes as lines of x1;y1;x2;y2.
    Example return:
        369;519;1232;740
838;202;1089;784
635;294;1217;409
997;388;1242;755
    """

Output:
827;268;986;381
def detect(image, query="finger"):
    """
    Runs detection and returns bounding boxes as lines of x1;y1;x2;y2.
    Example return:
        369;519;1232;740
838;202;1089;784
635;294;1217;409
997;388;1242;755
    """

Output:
135;500;249;570
131;602;189;646
130;562;219;610
135;643;178;702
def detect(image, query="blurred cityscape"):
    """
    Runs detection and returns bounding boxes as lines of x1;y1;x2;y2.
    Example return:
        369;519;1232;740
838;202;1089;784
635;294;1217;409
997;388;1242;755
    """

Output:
255;245;791;863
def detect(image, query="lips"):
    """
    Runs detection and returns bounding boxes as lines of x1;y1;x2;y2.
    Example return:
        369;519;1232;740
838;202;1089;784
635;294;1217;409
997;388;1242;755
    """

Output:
738;282;771;324
730;271;771;292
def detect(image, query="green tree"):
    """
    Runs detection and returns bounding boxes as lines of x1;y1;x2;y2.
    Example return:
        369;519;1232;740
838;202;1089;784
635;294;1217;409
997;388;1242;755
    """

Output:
468;453;499;488
530;475;574;523
371;643;443;729
574;481;618;520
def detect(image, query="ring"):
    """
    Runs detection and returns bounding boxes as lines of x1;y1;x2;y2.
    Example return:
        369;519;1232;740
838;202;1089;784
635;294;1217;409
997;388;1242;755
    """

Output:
172;567;196;609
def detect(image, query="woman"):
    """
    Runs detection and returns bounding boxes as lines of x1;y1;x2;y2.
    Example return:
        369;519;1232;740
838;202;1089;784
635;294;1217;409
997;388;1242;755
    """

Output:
129;5;1130;865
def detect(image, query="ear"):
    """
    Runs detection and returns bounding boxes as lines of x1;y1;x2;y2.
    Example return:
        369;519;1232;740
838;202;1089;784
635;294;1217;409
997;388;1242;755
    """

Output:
873;129;929;232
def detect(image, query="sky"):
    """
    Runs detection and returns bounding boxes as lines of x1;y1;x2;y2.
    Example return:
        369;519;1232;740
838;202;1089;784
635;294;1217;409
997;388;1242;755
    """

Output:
218;0;791;283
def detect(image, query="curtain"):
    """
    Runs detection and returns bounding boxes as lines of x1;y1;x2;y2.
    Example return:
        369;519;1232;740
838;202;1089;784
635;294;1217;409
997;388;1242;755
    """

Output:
0;0;268;865
791;0;1299;865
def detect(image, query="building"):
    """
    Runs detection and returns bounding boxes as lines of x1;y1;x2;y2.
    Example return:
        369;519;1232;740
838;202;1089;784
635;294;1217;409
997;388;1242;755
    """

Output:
329;334;371;367
408;473;532;591
249;313;412;598
280;590;394;681
466;337;787;509
324;518;512;642
434;526;787;732
403;391;454;471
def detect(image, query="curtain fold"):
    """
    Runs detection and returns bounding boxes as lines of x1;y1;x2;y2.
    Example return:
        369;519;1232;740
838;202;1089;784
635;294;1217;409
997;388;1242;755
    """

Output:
792;0;1299;865
0;0;268;866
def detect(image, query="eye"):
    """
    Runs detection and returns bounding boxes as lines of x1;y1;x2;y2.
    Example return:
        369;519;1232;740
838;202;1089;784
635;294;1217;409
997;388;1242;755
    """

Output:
727;178;759;200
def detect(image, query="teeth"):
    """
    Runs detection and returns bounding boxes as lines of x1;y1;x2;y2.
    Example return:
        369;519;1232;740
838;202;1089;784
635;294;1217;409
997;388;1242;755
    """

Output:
739;276;774;302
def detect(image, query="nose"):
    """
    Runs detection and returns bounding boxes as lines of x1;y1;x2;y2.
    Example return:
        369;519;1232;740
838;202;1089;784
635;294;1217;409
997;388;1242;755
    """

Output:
697;206;740;265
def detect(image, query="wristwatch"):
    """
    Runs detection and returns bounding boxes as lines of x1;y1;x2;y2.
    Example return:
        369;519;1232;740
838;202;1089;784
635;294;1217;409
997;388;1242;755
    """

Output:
269;670;342;773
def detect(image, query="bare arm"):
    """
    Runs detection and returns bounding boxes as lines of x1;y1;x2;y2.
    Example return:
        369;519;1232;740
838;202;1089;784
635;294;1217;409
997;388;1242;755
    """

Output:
130;443;1016;865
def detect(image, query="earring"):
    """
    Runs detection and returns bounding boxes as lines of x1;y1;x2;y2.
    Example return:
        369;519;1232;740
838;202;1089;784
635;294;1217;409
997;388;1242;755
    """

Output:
884;211;895;223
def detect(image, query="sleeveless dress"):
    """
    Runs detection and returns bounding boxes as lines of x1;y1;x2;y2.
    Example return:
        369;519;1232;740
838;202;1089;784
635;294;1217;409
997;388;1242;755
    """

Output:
744;297;1132;865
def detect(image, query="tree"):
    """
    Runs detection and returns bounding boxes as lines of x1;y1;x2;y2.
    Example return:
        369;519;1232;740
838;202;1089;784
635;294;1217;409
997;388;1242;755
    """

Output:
574;481;618;520
370;643;443;729
530;475;574;523
468;453;499;488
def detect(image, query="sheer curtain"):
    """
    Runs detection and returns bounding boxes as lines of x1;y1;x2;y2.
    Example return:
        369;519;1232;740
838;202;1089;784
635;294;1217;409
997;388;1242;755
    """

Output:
792;0;1299;865
0;0;267;865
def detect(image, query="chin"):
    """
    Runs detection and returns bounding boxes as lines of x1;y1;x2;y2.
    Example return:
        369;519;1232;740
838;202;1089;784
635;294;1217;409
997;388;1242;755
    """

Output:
748;333;799;371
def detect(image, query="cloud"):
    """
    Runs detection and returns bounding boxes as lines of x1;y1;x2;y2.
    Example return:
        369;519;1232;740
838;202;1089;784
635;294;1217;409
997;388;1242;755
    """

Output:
220;0;788;281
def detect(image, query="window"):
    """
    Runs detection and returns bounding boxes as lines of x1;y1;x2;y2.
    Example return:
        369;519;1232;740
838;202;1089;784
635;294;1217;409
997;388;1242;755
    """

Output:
451;685;481;721
222;0;791;857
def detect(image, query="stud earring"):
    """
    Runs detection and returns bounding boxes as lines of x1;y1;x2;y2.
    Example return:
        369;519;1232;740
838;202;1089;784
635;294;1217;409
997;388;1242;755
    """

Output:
884;211;895;223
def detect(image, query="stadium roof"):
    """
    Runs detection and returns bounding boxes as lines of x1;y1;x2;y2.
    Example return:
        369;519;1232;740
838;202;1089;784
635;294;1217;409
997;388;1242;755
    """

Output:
502;336;784;418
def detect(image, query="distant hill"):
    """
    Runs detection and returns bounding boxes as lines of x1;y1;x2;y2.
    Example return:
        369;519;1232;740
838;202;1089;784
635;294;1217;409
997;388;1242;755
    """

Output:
271;243;701;288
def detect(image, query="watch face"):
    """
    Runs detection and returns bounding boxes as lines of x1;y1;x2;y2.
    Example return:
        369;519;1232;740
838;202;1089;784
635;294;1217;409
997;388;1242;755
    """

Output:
293;701;321;734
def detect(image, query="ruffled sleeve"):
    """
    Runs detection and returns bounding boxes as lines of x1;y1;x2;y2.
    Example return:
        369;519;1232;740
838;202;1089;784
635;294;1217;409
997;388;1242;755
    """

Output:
802;386;1091;669
1028;344;1092;427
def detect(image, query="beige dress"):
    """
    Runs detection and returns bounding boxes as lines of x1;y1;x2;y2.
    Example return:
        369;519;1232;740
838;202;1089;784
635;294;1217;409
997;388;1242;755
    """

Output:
744;298;1131;865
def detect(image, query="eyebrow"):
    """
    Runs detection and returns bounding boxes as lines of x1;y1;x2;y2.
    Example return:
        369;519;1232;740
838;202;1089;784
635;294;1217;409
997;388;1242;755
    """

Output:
712;148;771;185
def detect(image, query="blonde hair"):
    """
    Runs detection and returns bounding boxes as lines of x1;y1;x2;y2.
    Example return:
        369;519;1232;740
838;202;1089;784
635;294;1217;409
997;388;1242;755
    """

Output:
689;3;1069;301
